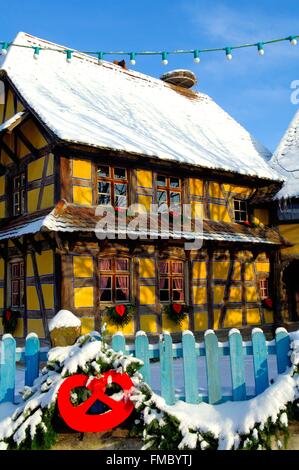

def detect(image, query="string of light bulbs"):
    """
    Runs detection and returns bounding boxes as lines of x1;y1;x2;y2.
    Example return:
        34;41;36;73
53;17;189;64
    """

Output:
0;34;298;65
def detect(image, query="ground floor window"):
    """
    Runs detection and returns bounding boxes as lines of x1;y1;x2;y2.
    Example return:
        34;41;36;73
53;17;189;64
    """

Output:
159;259;185;302
10;260;25;308
259;277;269;300
99;258;130;302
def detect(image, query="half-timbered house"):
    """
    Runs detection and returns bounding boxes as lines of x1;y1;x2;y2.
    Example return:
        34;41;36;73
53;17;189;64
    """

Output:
0;32;289;339
271;109;299;325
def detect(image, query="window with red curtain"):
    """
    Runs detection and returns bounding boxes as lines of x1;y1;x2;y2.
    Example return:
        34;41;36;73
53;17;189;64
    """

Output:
159;260;184;302
11;260;25;308
99;258;130;302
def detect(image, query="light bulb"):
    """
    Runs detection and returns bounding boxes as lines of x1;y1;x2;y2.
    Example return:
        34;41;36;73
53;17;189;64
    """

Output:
33;47;40;60
98;52;104;65
65;50;73;63
193;50;200;63
161;52;168;65
1;43;9;56
290;36;297;46
129;53;136;65
225;47;233;61
257;43;264;56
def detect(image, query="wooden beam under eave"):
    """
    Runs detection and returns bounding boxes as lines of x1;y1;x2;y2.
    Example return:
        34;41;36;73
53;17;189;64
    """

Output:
0;138;19;165
0;244;8;260
15;128;37;155
11;238;26;255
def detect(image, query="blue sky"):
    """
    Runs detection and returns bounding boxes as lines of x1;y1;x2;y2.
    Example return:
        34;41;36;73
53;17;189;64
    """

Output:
1;0;299;151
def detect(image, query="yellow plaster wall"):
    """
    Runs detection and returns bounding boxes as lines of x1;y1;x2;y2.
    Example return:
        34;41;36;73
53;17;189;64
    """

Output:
74;287;94;308
139;258;155;278
139;285;156;305
28;157;44;182
162;314;189;332
137;194;152;211
73;186;93;206
40;185;54;209
253;208;269;226
223;309;243;328
247;309;261;325
81;317;95;334
192;261;206;279
73;159;92;179
189;178;204;196
103;316;134;335
4;89;14;121
209;204;231;222
0;201;5;219
27;319;45;337
19;119;48;150
73;256;94;278
0;176;5;196
140;315;157;333
194;311;208;331
193;286;206;305
137;170;152;188
279;224;299;255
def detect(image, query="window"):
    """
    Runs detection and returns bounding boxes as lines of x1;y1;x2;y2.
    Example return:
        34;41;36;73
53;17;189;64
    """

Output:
259;278;269;300
159;260;184;302
13;173;26;216
157;175;182;212
234;199;248;222
99;258;130;302
97;166;128;209
11;260;25;308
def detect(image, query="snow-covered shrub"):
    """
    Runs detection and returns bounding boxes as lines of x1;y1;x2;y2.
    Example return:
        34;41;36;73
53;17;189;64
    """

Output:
0;332;146;450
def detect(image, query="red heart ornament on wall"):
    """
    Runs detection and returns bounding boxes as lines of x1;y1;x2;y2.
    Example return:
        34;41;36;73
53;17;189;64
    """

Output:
173;303;182;314
115;304;126;316
57;371;134;433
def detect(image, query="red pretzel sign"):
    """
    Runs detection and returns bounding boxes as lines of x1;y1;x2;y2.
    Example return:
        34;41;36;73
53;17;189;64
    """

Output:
57;370;134;432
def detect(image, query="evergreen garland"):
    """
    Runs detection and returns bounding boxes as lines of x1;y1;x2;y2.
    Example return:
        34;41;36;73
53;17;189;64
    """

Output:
2;308;18;334
163;304;188;325
106;304;136;327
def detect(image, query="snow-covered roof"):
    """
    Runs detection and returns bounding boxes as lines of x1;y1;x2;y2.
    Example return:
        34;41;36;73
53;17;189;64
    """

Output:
0;32;280;182
271;109;299;199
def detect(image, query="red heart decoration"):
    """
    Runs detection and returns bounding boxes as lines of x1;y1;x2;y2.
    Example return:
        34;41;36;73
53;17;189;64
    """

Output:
173;303;182;314
5;310;11;321
115;304;126;316
57;371;134;433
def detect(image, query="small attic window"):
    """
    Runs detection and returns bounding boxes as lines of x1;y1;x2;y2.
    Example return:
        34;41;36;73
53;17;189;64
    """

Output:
234;199;248;223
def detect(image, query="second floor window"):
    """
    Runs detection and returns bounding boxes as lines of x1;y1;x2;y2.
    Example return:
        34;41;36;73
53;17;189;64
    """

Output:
97;166;128;209
13;173;26;216
234;199;248;222
99;258;130;302
159;259;185;302
157;175;181;211
11;260;25;308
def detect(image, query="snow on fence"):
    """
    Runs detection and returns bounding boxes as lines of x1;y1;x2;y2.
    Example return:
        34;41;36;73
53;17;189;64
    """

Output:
0;328;291;406
111;328;291;405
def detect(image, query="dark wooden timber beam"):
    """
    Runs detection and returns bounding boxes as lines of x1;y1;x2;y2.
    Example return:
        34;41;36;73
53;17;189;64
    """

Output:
31;250;50;339
0;138;19;165
15;129;38;155
11;238;26;255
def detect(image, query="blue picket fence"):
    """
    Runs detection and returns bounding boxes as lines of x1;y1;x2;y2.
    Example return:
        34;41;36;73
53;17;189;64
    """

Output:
0;334;48;404
0;328;291;406
111;328;291;405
